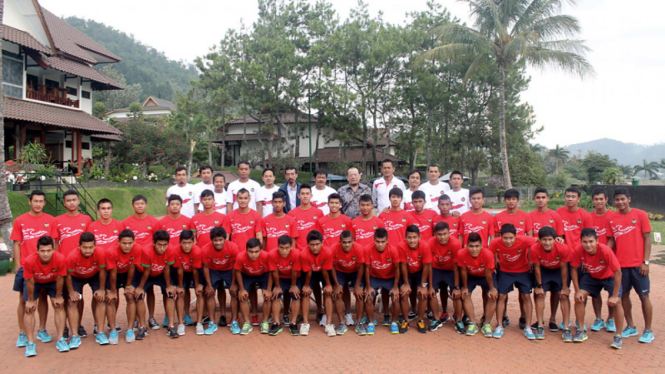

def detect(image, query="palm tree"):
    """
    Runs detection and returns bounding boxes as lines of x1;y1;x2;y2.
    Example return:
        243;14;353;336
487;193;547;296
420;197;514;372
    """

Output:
172;113;207;176
0;0;14;247
549;144;570;175
633;159;660;179
619;164;634;178
418;0;593;188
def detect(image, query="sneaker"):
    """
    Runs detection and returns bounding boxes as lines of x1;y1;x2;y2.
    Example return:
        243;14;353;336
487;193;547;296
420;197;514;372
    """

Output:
218;315;228;327
316;313;324;324
481;324;493;338
269;323;283;336
109;330;119;345
205;322;218;335
549;322;559;332
114;323;122;332
177;324;186;336
590;318;605;332
493;326;504;339
639;330;655;343
93;324;98;335
610;334;623;349
250;314;260;326
166;326;179;339
390;322;399;334
299;323;310;336
133;321;139;330
366;323;376;335
575;321;587;332
63;327;69;340
325;324;336;337
230;321;241;335
16;332;27;348
439;313;450;324
319;314;327;326
462;315;471;325
344;313;355;326
480;316;485;326
606;318;616;333
407;311;417;321
136;328;147;340
201;315;211;325
289;323;299;336
416;320;426;334
399;321;409;334
519;317;527;330
536;326;545;340
466;323;478;336
183;315;194;326
428;320;441;332
69;335;81;349
397;314;405;324
455;322;466;335
282;315;290;325
562;329;573;343
531;322;539;329
336;323;348;335
148;317;160;330
196;323;204;335
78;325;88;338
95;332;110;345
355;323;367;336
240;322;253;335
524;327;536;340
573;330;588;343
502;315;510;327
36;329;52;343
261;321;270;334
125;329;135;343
621;326;638;338
56;337;70;352
382;314;391;326
25;342;36;357
427;311;434;321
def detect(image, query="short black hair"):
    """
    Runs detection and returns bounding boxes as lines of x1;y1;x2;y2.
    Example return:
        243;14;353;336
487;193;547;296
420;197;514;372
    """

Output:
132;194;147;204
340;230;353;240
118;229;135;241
313;169;328;178
175;166;187;175
504;189;520;199
406;224;420;236
565;186;582;198
500;223;517;236
438;194;451;203
277;235;292;246
29;190;46;201
591;187;607;199
469;188;484;198
168;194;183;204
62;190;78;200
213;173;226;182
381;159;394;168
411;190;426;201
359;194;372;203
97;198;113;209
238;160;251;168
299;183;312;193
428;165;440;172
210;227;227;240
613;187;630;199
237;188;250;197
467;232;482;244
284;166;297;173
580;228;597;240
407;169;421;178
533;187;548;197
374;228;388;239
199;164;213;174
307;230;324;243
272;191;286;201
180;229;195;242
246;238;261;249
37;235;54;248
434;221;450;232
450;170;463;179
328;193;341;203
389;188;403;198
538;226;557;240
79;232;96;245
200;189;214;199
153;229;170;243
262;168;275;177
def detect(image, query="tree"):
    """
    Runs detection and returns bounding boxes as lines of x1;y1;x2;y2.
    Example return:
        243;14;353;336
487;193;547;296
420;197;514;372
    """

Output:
170;113;207;175
549;144;570;174
633;159;660;179
602;167;623;185
418;0;593;188
128;102;142;119
581;151;616;184
92;102;108;119
94;66;143;110
0;0;14;249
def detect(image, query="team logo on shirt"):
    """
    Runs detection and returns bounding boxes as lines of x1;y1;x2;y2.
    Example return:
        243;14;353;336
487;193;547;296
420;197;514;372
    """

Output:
599;260;604;264
44;223;49;227
130;257;134;261
440;190;444;194
313;216;318;220
577;219;582;224
259;264;264;269
418;254;422;259
555;256;560;260
341;224;346;228
285;224;290;228
549;219;554;224
482;220;487;225
147;226;152;230
182;225;187;228
632;219;637;224
189;191;193;196
517;249;522;253
461;197;466;202
225;255;230;258
51;268;57;272
214;220;219;224
428;218;432;223
250;220;255;225
114;229;118;234
289;261;294;265
401;218;406;223
453;223;457;227
519;221;524;225
81;222;86;227
92;261;97;265
351;256;357;261
373;226;377;230
480;263;485;267
251;188;255;192
387;258;392;263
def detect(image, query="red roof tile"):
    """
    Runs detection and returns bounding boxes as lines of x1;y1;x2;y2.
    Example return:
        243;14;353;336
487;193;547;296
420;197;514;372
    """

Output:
41;54;123;90
2;25;52;54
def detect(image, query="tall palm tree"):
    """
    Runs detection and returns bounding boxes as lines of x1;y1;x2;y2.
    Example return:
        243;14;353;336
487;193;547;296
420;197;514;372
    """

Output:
633;159;660;179
0;0;14;247
418;0;593;188
549;144;570;174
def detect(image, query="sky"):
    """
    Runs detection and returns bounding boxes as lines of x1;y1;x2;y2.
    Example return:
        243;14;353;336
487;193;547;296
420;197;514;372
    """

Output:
39;0;665;149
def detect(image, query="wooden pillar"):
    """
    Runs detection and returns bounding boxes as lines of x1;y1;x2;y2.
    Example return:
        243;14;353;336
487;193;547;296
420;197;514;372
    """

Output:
40;129;46;144
76;130;82;176
70;130;75;166
14;123;20;159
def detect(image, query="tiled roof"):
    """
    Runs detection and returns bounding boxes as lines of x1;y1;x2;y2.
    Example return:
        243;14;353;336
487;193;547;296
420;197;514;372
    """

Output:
222;111;316;128
300;147;403;163
2;25;52;54
144;96;176;109
41;54;123;90
90;133;123;141
4;97;123;135
213;133;275;142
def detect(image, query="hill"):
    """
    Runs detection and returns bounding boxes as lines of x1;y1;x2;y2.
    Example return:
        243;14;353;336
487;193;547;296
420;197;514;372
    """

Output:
63;16;198;102
565;138;665;166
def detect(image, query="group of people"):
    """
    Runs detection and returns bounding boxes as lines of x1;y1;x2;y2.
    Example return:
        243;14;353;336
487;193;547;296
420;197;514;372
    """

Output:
10;160;653;358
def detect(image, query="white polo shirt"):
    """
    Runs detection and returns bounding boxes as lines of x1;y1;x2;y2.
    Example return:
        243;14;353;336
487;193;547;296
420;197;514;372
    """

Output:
447;188;471;215
166;183;197;218
419;181;451;211
226;179;261;210
373;176;406;213
311;185;337;215
194;181;215;211
257;185;280;217
402;189;419;212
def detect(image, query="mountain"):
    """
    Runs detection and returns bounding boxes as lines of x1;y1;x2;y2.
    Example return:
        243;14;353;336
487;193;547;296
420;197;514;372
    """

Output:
63;16;198;102
565;138;665;166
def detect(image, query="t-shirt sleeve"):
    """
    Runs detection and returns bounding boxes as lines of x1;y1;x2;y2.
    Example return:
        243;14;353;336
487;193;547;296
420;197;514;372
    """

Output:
23;258;34;279
529;244;540;264
488;238;499;254
222;216;231;236
56;255;68;277
106;247;117;270
9;216;23;241
254;215;263;235
421;243;432;264
608;250;621;272
226;187;234;204
289;217;298;238
268;251;277;272
233;254;243;270
569;247;581;268
484;250;496;270
488;216;496;237
640;211;652;233
165;249;176;265
292;252;302;271
322;249;334;271
525;214;533;233
95;248;107;268
397;243;407;262
301;253;312;273
140;250;152;269
50;218;60;240
559;243;571;263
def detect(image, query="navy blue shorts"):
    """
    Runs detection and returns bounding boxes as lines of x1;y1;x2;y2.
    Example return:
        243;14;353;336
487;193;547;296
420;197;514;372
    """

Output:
540;267;567;293
621;267;649;296
105;272;131;290
241;272;270;292
202;269;233;290
466;273;498;293
70;273;101;293
276;277;303;298
13;267;25;292
23;281;59;302
579;272;622;298
431;268;455;293
335;270;363;288
369;276;396;296
171;269;196;289
302;271;327;288
404;270;424;288
133;271;174;296
497;270;532;294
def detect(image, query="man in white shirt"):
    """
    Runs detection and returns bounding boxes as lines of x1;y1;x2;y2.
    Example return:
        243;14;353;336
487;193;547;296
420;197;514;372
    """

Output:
165;166;197;217
257;168;280;217
372;159;406;213
310;169;337;215
402;169;422;212
194;164;215;212
226;161;260;211
419;164;450;211
211;173;227;214
446;170;470;215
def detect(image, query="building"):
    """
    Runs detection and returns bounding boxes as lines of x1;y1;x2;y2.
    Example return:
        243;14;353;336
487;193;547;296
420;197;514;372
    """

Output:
106;96;176;122
2;0;123;174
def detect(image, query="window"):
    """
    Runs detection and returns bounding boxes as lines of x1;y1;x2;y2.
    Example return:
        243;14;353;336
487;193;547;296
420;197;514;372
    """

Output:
45;79;59;88
81;142;90;150
2;56;23;98
27;75;38;90
66;86;77;96
81;90;91;99
66;140;72;148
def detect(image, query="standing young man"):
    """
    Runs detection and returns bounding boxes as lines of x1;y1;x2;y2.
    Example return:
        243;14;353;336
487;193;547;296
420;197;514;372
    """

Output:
372;159;406;213
226;161;260;211
194;164;215;212
89;199;125;253
122;195;158;248
364;228;402;335
288;184;324;250
233;238;272;335
530;187;564;239
418;165;450;211
409;190;437;242
166;166;197;218
351;194;385;248
402;170;422;212
172;230;203;336
268;235;302;336
299;230;335;336
398;225;433;334
211;173;228;214
556;186;593;256
310;169;337;215
262;192;298;251
433;194;461;240
278;166;301;213
316;193;353;248
589;188;616;332
460;188;495;247
428;221;463;331
446;171;470;215
257;168;280;218
55;190;92;258
191;190;231;249
330;231;366;335
379;188;416;244
338;167;374;219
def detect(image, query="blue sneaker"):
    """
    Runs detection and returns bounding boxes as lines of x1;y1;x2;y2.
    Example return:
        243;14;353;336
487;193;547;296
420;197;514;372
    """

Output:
606;318;616;333
493;326;504;339
524;327;536;340
638;330;654;343
205;322;218;335
25;342;37;357
390;322;399;334
109;330;119;345
366;323;376;335
16;332;28;347
575;321;587;332
36;329;52;343
230;321;241;335
590;318;605;332
56;337;70;352
95;332;110;345
69;335;81;349
622;326;638;338
183;315;194;326
125;329;135;343
162;316;169;328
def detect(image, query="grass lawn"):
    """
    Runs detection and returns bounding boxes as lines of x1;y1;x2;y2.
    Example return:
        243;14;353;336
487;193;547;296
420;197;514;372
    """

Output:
651;220;665;244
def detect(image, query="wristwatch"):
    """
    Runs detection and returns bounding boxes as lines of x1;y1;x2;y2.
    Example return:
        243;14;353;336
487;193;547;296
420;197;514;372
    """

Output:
534;283;543;288
453;286;461;290
644;261;650;265
421;283;428;288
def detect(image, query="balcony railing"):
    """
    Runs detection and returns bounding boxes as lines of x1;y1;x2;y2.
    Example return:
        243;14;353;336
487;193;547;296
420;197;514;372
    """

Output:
26;86;79;108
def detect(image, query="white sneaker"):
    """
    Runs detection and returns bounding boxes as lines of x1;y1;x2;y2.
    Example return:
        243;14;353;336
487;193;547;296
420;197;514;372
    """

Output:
196;323;204;335
319;314;327;326
299;323;310;336
325;324;336;337
177;324;186;336
344;313;354;326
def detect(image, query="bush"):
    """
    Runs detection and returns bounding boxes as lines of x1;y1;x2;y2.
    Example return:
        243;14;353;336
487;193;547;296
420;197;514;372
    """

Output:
648;212;664;221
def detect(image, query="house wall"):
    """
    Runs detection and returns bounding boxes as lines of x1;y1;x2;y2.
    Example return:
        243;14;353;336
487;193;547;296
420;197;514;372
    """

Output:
4;0;51;47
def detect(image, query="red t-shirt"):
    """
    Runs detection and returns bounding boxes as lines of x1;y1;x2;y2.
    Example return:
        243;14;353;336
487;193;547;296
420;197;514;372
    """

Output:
174;244;203;272
300;246;334;273
608;208;652;267
122;215;159;247
23;252;67;283
365;244;400;279
460;211;495;247
409;210;437;241
288;206;324;250
379;210;416;244
262;214;298;251
316;214;353;248
571;243;621;279
106;243;143;274
529;209;564;238
333;242;365;273
457;248;495;277
529;241;571;270
351;216;385;248
268;248;302;279
495;210;533;236
428;236;462;271
432;214;461;239
66;248;107;278
201;241;239;271
10;212;57;267
138;245;176;277
489;236;537;273
190;211;231;248
398;240;432;274
590;210;615;245
156;215;192;247
234;250;270;276
556;207;592;252
227;209;263;251
55;213;92;257
89;219;125;252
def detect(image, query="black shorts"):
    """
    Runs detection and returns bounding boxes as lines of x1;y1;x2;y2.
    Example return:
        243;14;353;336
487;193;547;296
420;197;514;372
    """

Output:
70;273;101;294
105;272;130;290
405;270;424;288
431;268;455;293
540;267;567;293
202;269;233;290
13;267;25;292
276;277;303;298
171;269;197;289
23;281;59;302
241;272;270;292
621;267;649;296
302;271;327;288
133;271;174;297
579;272;622;298
466;273;498;293
335;270;363;288
497;270;532;294
368;276;396;296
